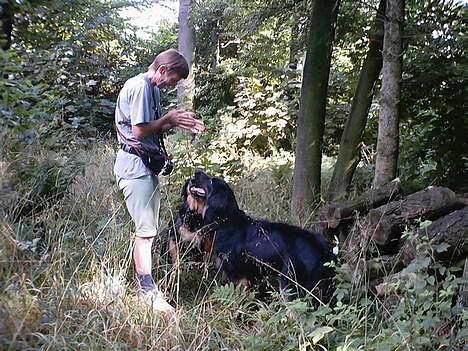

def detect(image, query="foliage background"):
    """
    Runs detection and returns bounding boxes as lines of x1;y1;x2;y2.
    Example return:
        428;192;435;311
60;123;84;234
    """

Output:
0;0;466;350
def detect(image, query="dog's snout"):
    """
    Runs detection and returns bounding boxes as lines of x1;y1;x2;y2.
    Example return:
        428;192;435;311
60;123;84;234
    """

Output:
194;170;211;185
194;170;205;179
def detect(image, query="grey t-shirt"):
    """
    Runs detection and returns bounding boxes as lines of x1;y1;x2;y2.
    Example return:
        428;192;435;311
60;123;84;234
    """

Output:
114;73;163;180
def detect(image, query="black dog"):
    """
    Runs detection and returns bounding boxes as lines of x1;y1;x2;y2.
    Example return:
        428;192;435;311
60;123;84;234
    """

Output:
183;170;336;302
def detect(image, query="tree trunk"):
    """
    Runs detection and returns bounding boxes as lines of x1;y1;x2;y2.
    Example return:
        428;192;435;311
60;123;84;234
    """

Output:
321;178;401;229
327;0;386;200
177;0;195;108
1;0;13;50
368;186;464;245
291;0;340;217
373;0;404;187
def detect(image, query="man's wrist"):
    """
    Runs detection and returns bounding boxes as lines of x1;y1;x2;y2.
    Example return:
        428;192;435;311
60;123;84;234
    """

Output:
159;115;173;132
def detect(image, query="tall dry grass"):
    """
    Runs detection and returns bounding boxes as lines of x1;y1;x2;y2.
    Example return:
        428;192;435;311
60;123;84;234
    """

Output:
0;140;312;350
1;138;465;350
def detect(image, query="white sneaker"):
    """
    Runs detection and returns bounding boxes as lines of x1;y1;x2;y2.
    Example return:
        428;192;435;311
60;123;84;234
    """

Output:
138;289;176;316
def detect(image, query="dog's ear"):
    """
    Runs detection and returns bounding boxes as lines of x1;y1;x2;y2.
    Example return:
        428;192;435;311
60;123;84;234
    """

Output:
181;178;190;200
204;179;239;224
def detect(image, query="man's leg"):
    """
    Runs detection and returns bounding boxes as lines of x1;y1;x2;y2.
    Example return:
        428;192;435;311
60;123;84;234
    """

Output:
118;175;174;314
134;236;154;277
134;236;156;290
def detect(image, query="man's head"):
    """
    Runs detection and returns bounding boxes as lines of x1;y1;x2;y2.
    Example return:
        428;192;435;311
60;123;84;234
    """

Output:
148;49;189;89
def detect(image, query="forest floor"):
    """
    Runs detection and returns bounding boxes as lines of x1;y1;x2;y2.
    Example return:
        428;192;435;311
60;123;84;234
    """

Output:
0;140;465;350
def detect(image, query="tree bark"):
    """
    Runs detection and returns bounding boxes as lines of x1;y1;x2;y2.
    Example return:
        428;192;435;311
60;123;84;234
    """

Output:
177;0;195;108
319;178;400;241
366;206;468;284
1;0;13;50
373;0;404;187
399;206;468;266
368;186;464;245
327;0;386;200
291;0;340;217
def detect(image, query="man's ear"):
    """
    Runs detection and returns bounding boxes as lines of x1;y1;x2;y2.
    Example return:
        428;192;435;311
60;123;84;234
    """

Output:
158;65;168;75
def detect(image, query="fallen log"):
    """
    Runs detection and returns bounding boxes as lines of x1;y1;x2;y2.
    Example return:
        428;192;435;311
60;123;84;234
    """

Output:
345;206;467;281
399;206;468;266
374;270;421;296
368;186;464;246
319;178;401;241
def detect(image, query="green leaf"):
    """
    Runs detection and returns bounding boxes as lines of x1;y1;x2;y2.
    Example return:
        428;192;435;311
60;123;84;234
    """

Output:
307;326;334;344
426;275;435;286
419;220;432;229
434;242;450;253
414;279;427;291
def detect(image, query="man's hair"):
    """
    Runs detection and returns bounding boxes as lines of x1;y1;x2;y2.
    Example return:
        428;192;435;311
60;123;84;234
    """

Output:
149;49;189;79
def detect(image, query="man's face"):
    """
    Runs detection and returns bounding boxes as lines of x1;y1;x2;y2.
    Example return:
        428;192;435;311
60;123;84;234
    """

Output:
154;66;182;89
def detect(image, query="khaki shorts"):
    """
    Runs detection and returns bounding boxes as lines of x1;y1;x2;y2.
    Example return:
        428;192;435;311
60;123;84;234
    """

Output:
118;175;160;238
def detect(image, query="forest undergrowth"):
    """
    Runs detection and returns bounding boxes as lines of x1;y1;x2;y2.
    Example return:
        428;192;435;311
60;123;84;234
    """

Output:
0;138;465;351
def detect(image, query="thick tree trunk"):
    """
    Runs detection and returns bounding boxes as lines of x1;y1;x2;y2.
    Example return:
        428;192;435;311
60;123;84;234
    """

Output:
368;186;464;245
291;0;340;217
373;0;404;187
1;0;13;50
327;0;386;200
177;0;195;108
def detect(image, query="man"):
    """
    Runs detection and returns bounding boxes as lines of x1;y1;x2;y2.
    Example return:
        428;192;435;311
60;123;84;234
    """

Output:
114;49;205;314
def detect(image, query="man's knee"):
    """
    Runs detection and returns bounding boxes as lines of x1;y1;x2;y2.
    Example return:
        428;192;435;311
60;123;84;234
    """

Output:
135;235;155;245
134;223;158;239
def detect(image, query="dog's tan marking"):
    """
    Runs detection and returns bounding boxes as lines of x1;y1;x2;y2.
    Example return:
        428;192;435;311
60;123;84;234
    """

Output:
202;235;214;263
180;226;198;243
236;278;251;290
186;193;204;213
186;183;208;216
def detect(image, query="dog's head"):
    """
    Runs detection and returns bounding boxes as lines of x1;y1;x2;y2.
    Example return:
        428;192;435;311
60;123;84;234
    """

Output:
183;170;239;224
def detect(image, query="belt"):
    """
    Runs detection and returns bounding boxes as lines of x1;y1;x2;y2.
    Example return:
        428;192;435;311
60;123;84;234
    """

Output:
120;143;140;156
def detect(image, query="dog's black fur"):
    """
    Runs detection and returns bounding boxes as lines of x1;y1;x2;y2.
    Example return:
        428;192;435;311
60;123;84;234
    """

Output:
159;182;211;264
183;170;336;301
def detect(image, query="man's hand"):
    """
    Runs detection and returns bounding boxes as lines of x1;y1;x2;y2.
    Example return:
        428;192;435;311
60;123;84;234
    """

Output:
132;109;206;140
166;109;206;134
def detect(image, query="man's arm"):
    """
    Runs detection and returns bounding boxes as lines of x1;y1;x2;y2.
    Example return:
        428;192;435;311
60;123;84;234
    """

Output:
132;110;205;140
